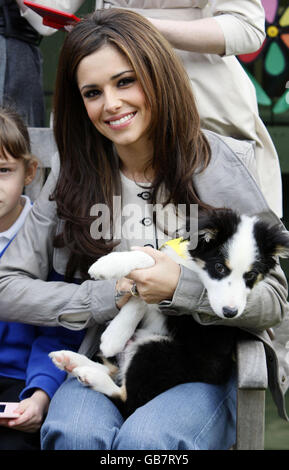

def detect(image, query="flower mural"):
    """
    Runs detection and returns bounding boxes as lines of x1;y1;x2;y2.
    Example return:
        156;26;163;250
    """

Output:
238;0;289;114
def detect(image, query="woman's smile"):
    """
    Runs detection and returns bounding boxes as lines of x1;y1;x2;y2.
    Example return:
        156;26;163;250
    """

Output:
104;111;137;129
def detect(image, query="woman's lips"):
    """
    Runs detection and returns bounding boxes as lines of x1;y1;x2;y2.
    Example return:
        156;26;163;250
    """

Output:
104;112;137;129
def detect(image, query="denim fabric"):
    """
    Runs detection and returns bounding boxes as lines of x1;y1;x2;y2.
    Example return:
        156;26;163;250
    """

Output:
41;372;236;450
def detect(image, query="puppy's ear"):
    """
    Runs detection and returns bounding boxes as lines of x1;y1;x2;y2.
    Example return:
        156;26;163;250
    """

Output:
274;240;289;258
254;219;289;259
188;225;220;258
198;228;218;243
196;209;239;247
187;208;240;257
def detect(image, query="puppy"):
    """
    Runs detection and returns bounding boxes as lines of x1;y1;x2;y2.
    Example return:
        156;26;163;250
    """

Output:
50;209;289;417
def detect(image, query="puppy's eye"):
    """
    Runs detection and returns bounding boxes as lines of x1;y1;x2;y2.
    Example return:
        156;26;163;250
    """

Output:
214;263;227;275
244;271;258;282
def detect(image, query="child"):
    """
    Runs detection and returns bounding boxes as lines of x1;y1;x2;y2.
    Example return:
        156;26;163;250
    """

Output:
0;107;83;450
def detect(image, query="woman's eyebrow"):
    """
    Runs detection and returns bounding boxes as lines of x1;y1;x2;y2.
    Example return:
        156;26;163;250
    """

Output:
80;70;135;92
111;69;134;80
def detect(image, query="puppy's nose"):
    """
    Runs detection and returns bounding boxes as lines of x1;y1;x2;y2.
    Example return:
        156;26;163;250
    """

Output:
223;306;238;318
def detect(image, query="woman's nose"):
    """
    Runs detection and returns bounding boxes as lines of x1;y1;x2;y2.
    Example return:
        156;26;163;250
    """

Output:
103;89;122;113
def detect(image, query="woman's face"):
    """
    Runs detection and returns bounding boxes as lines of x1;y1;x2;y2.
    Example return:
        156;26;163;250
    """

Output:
77;44;152;156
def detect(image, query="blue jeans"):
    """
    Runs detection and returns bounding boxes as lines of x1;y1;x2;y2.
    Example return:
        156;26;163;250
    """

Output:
41;372;236;450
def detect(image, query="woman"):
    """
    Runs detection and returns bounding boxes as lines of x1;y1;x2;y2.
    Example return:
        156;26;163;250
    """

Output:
23;0;283;217
0;10;288;450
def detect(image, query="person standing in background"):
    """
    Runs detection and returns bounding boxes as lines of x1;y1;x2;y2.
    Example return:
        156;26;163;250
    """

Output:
0;0;57;126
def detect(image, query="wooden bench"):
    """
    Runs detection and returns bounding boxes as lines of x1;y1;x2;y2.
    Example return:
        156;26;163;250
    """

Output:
26;127;268;450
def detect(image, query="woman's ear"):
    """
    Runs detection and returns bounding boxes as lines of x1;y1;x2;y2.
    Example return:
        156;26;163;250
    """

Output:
24;159;38;186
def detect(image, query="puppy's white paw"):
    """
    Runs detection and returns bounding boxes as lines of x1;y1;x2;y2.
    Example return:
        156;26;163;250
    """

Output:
49;350;91;372
100;297;147;357
73;366;100;387
100;329;128;358
73;364;121;397
88;251;155;280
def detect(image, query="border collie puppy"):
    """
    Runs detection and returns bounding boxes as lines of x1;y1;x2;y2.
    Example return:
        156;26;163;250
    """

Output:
50;209;289;417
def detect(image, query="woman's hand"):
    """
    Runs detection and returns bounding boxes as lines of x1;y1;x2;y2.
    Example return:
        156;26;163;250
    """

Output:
127;246;181;304
0;390;50;433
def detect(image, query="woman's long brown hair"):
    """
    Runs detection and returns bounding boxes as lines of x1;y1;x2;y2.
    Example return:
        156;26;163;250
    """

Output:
52;9;211;280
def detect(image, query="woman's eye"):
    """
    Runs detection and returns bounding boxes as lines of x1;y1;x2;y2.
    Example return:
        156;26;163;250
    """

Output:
0;168;11;173
118;77;135;87
214;263;227;275
83;89;100;99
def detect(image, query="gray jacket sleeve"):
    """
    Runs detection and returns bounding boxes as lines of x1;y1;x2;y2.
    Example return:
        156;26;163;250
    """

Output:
160;262;289;331
0;169;118;330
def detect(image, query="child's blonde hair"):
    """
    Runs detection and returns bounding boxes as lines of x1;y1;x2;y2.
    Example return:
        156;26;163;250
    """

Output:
0;107;37;168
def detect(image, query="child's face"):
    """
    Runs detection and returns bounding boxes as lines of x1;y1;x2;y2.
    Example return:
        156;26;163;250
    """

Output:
0;152;29;232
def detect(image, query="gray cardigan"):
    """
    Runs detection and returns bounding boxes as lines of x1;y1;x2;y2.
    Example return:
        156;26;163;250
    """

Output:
0;130;288;419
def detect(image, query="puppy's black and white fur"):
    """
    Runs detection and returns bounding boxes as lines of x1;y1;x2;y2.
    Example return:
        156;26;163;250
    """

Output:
50;209;289;417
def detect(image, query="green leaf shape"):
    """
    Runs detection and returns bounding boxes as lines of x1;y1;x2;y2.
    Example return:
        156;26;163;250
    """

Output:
265;42;286;75
273;90;289;114
245;69;272;106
